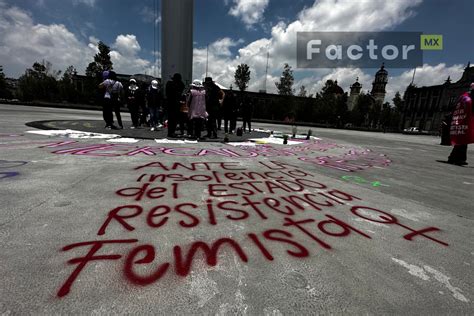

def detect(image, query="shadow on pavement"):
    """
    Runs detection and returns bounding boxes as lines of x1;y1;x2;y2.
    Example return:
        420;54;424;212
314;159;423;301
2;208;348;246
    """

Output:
25;120;270;142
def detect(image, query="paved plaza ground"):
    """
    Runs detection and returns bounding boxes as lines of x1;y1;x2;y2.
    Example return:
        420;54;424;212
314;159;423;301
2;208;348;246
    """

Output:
0;104;473;314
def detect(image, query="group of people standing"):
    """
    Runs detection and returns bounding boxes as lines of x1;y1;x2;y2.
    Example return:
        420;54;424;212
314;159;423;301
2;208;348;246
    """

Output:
98;72;252;140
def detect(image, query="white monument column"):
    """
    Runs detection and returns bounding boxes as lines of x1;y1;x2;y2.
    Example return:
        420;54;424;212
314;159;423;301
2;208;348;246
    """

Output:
161;0;194;94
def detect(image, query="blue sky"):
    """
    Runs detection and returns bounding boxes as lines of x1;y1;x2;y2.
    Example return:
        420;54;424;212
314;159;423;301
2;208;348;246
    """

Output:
0;0;472;102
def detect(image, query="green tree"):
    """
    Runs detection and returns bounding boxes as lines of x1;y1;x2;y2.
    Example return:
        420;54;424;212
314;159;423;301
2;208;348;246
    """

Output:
392;91;404;113
297;85;307;97
350;92;373;126
390;91;404;130
17;60;61;101
380;102;392;131
85;41;113;77
275;63;294;96
368;100;382;128
0;65;11;99
313;80;348;125
84;41;112;103
59;65;77;102
234;63;251;92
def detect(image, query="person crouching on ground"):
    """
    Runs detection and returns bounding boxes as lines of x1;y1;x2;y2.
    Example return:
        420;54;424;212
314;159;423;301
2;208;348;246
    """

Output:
448;82;474;165
187;80;208;140
147;79;163;131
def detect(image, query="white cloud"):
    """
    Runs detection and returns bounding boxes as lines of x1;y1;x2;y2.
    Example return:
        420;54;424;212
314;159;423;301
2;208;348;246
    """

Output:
0;5;96;76
113;34;141;57
107;34;155;75
0;2;155;77
296;0;422;32
72;0;96;7
195;0;435;103
210;37;244;57
138;5;161;25
228;0;269;29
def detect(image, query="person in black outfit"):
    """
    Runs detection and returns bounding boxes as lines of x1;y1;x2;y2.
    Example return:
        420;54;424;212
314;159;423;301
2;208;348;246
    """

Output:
204;77;224;139
223;87;237;134
126;78;143;129
241;95;254;133
440;114;452;145
147;79;164;131
165;73;185;138
138;82;149;127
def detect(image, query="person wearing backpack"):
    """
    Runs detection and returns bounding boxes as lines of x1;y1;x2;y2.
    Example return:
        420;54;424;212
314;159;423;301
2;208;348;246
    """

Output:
99;70;123;129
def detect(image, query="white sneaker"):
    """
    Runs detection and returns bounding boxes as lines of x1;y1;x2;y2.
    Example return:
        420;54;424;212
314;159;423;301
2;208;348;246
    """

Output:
157;124;163;128
150;127;155;131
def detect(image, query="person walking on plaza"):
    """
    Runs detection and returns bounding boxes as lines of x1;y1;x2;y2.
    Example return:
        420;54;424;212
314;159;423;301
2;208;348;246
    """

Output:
204;77;224;139
165;73;185;138
99;70;123;129
187;80;207;140
125;78;143;129
147;79;164;131
447;83;474;165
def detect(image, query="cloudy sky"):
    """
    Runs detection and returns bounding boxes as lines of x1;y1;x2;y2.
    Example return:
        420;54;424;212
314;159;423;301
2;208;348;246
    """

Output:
0;0;472;102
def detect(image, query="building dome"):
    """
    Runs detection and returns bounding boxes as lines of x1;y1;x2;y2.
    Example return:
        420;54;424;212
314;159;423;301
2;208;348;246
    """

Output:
332;80;344;95
351;77;361;88
376;63;388;76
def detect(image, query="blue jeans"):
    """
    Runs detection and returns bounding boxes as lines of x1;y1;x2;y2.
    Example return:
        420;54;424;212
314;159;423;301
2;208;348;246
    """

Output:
149;106;160;127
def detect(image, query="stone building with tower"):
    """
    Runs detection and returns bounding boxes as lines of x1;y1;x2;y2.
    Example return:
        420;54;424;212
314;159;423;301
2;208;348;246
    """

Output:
347;77;362;111
347;64;388;111
401;62;474;132
371;63;388;104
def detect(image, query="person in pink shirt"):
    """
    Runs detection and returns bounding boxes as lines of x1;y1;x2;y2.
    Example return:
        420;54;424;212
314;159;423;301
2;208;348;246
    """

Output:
448;83;474;165
187;80;208;140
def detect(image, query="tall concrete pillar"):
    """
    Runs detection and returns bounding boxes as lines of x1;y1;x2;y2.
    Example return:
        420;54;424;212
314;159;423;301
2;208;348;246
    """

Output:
161;0;194;96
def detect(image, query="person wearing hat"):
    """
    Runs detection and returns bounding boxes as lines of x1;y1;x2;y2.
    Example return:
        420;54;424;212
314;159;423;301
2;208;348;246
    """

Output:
126;78;143;129
447;83;474;165
165;73;185;137
204;77;224;139
146;79;164;131
187;79;208;140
